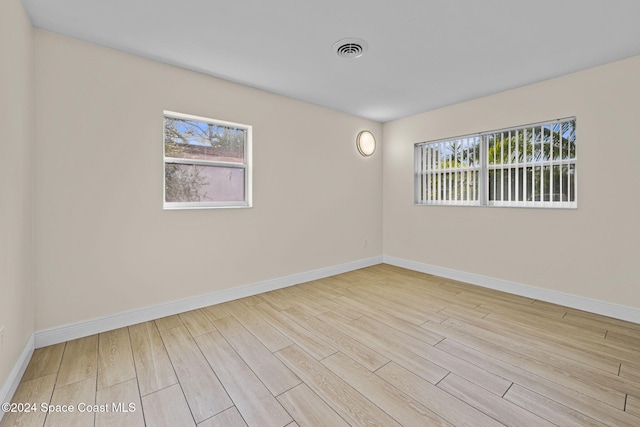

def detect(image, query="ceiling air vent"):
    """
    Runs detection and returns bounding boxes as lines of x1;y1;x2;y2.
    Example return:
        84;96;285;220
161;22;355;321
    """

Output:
332;38;368;59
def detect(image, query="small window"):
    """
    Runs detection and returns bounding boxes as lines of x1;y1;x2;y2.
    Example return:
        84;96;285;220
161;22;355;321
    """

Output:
163;111;252;209
415;118;576;208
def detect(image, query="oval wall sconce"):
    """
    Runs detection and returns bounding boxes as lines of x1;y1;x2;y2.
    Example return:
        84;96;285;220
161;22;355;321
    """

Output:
356;130;376;156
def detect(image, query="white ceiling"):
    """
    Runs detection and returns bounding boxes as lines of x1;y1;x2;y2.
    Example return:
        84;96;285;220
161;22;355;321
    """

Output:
21;0;640;122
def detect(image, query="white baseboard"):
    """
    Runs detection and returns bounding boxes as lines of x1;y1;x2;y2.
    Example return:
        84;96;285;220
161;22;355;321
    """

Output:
0;334;34;423
383;256;640;324
34;256;383;348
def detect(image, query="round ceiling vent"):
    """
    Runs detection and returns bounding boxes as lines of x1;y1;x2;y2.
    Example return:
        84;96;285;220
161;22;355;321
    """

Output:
332;38;368;59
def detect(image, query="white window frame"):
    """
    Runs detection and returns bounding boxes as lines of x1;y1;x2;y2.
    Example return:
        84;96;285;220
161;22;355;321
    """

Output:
163;111;252;209
414;117;576;209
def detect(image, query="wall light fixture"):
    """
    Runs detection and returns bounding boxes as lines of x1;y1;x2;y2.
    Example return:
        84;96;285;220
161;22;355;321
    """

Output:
356;130;376;156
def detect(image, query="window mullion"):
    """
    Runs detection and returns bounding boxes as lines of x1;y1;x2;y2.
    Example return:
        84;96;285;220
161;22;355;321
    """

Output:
164;157;246;168
480;135;488;206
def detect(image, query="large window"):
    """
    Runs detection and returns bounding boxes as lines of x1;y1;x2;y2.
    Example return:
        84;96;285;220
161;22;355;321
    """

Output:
163;111;252;209
415;118;576;208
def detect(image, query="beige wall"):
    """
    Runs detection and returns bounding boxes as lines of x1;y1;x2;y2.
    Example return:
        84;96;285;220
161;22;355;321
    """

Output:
383;55;640;309
33;31;382;330
0;0;35;387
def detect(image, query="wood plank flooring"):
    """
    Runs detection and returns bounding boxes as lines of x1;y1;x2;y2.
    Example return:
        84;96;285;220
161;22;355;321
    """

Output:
2;264;640;426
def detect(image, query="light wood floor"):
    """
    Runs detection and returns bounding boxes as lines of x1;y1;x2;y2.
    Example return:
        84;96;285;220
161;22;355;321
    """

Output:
2;264;640;426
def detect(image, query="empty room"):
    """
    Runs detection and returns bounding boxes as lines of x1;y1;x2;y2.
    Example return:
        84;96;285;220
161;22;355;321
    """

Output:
2;0;640;426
